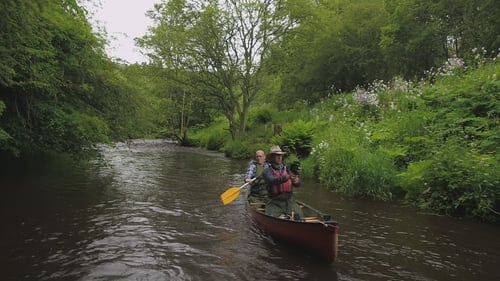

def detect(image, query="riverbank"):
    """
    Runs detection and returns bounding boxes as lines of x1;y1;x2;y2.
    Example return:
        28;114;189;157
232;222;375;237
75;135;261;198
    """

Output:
189;62;500;223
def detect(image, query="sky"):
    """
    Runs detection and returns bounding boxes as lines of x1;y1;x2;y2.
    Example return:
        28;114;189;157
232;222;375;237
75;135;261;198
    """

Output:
86;0;161;63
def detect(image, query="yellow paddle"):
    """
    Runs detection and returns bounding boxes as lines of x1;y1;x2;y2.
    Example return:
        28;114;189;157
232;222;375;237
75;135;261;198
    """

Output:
220;178;255;205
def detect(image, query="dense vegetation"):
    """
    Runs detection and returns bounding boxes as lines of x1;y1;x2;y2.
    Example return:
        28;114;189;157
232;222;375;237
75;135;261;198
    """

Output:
1;0;498;222
191;61;500;223
0;0;162;156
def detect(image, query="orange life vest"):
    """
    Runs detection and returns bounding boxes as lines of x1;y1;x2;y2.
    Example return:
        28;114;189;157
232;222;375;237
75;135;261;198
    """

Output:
269;166;292;195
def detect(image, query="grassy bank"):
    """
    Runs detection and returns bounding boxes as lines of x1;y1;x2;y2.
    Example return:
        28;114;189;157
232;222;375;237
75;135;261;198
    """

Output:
191;61;499;223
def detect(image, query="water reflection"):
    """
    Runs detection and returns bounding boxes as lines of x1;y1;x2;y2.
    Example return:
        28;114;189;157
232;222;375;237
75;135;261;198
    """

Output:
0;141;498;281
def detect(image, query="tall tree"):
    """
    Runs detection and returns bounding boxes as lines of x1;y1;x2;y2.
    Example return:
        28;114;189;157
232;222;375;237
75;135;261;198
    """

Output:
270;0;389;105
0;0;149;155
380;0;448;79
435;0;500;61
137;0;204;143
139;0;291;140
380;0;500;78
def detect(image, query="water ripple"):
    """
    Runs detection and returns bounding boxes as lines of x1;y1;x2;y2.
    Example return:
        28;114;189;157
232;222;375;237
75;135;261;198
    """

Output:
1;141;499;281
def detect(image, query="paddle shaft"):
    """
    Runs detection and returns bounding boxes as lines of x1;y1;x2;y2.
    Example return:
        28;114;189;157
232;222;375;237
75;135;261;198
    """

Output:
220;177;257;205
237;180;252;190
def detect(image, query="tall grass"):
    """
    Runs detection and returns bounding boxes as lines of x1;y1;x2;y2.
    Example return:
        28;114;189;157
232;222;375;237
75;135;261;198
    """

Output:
308;61;499;222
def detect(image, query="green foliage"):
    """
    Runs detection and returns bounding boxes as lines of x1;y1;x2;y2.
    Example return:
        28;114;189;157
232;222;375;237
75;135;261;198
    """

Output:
422;63;500;154
0;100;13;151
0;0;166;156
139;0;291;141
248;106;273;126
206;133;226;151
189;117;229;151
399;142;499;222
296;156;315;178
372;110;436;169
0;0;497;224
273;0;389;103
0;0;109;155
34;105;110;152
283;61;498;221
310;122;398;200
381;0;448;79
271;120;320;158
116;65;171;140
390;62;499;222
222;141;252;159
244;105;278;144
322;62;499;221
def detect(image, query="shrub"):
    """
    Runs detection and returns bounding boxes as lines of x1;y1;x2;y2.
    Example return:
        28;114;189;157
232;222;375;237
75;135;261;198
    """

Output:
317;144;397;201
249;106;274;124
223;141;252;159
271;120;323;158
206;132;226;151
310;122;398;200
398;140;500;222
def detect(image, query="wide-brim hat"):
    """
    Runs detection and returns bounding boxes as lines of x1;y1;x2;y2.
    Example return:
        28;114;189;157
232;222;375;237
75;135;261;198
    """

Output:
269;145;286;155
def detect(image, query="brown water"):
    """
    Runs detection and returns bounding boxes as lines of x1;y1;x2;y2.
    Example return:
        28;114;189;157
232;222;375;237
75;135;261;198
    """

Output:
0;141;498;281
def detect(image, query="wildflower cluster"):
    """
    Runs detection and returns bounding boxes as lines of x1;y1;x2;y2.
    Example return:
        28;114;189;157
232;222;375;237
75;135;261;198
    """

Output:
392;77;422;96
353;88;379;106
310;139;329;156
438;56;466;77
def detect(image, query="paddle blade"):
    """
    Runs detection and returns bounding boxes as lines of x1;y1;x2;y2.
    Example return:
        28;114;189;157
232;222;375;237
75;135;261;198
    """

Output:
220;187;242;205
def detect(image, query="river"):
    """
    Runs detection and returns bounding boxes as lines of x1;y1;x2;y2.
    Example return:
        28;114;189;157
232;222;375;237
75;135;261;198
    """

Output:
0;141;498;281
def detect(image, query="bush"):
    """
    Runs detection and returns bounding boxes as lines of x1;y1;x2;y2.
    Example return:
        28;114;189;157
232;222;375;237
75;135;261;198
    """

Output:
206;132;226;151
189;117;229;151
192;61;500;223
223;141;252;159
309;121;399;200
249;106;273;124
398;140;500;222
316;144;397;201
271;120;322;158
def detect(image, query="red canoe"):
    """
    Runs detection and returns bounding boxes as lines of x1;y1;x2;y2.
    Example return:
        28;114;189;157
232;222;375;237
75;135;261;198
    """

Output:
246;197;339;263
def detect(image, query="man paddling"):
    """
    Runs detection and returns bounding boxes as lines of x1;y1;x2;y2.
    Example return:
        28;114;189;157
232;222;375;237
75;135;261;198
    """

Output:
263;145;303;220
244;149;270;202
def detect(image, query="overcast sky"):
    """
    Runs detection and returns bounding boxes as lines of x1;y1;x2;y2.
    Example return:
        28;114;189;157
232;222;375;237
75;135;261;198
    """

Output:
85;0;161;63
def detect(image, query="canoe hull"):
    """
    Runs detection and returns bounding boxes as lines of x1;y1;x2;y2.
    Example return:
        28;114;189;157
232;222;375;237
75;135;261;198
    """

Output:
246;199;339;263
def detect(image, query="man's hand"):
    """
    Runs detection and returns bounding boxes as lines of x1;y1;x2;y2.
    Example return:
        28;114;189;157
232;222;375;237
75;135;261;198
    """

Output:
289;174;299;184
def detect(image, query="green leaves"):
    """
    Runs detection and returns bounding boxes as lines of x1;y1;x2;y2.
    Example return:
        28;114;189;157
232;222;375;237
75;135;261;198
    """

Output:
275;0;389;103
0;0;142;155
302;62;499;221
140;0;292;141
0;101;12;150
272;120;321;159
400;144;500;222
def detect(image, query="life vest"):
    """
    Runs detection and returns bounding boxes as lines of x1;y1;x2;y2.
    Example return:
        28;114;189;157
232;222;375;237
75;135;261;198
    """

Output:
256;164;264;179
250;163;266;194
269;165;292;195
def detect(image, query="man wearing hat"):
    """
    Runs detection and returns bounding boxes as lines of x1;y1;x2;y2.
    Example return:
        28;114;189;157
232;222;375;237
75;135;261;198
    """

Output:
263;145;303;220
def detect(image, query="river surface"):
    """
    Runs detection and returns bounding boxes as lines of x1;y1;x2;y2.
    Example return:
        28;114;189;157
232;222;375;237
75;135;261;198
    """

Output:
0;141;499;281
